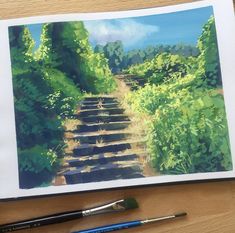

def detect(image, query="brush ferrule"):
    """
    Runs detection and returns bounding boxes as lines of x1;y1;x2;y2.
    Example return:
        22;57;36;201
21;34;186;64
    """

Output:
82;199;126;217
141;215;175;225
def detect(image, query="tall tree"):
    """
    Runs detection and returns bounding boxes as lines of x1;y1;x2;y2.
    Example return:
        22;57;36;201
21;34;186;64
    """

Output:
94;44;104;53
197;16;221;87
103;40;125;74
37;22;116;94
9;26;62;188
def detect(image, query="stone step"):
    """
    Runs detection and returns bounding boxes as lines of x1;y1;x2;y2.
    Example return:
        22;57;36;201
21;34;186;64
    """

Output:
136;80;146;86
73;132;132;144
124;77;141;81
129;77;145;81
80;103;119;110
125;79;145;86
84;96;116;101
81;99;118;105
117;75;135;79
78;115;130;124
67;152;140;167
78;108;125;117
73;141;145;157
63;162;144;184
75;122;131;133
125;81;137;85
118;75;143;80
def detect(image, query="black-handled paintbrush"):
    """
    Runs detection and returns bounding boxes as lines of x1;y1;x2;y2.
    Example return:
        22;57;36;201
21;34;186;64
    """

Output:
0;198;138;232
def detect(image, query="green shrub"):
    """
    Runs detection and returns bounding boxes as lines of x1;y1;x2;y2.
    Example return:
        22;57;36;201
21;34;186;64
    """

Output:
18;145;59;174
124;74;200;115
126;53;191;85
18;145;60;188
197;16;222;87
149;89;231;174
124;75;232;174
43;68;82;116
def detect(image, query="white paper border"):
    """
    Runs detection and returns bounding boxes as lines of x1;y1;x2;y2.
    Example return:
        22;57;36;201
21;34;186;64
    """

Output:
0;0;235;199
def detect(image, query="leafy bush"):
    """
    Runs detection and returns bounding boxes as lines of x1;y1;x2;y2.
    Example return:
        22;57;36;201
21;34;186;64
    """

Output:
18;145;59;174
146;53;189;84
126;53;192;85
18;145;60;188
43;68;82;116
148;89;232;174
124;74;200;115
124;78;232;174
126;60;151;77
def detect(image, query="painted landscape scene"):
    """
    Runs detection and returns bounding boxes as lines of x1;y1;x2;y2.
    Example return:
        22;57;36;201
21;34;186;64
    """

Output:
8;6;233;189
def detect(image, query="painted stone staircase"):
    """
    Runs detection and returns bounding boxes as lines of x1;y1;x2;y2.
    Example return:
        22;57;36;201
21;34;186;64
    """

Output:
62;96;146;184
117;74;146;90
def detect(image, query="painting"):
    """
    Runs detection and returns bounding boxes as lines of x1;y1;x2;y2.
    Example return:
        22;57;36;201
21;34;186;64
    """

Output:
1;0;235;199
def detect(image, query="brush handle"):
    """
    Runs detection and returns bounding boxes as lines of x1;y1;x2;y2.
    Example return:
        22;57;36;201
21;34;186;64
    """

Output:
73;220;142;233
0;210;83;232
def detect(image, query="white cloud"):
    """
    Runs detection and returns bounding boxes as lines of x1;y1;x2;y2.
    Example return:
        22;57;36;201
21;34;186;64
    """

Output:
84;19;159;46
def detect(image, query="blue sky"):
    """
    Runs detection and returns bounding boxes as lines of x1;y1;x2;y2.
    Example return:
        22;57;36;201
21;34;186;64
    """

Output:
28;24;43;49
28;6;213;51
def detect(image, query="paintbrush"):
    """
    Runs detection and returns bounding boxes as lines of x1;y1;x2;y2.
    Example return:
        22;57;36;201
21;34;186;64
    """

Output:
0;198;138;232
72;212;187;233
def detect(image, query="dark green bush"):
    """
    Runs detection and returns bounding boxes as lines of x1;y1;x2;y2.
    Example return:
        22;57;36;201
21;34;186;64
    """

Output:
197;16;222;87
18;145;59;174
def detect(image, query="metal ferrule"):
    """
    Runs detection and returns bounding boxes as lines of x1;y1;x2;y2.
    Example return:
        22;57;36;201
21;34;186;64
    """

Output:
82;199;126;217
141;215;175;225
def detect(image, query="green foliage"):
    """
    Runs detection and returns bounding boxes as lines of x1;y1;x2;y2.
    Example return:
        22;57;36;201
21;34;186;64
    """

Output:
9;21;118;188
9;25;81;187
127;53;191;85
125;78;232;174
9;26;35;75
95;41;199;74
197;16;221;87
34;24;60;67
124;16;232;174
9;26;63;150
149;89;231;174
13;71;63;149
125;75;198;115
103;40;125;73
19;145;59;174
37;22;116;94
43;68;82;116
124;60;150;77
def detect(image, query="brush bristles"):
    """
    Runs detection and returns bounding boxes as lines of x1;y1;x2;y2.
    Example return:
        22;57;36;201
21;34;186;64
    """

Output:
122;198;139;210
174;212;187;218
